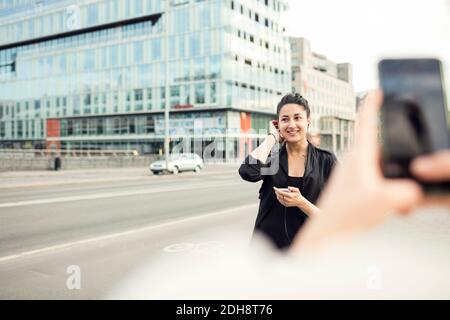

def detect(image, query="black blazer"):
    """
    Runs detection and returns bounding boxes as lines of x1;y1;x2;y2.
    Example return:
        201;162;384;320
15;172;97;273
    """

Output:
239;142;337;247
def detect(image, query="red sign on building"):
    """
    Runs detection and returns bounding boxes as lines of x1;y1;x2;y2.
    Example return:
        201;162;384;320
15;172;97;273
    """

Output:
46;119;61;150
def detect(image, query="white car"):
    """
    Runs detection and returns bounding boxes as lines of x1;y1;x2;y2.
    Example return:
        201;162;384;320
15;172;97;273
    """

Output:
149;153;204;175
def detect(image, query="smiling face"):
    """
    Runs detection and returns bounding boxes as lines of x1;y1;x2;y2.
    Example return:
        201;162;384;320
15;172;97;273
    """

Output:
278;103;311;143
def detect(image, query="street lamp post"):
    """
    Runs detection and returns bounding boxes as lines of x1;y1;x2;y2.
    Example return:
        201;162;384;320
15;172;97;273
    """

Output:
164;0;170;170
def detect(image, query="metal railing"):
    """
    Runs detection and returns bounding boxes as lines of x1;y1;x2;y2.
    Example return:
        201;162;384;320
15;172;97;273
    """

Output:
0;149;141;158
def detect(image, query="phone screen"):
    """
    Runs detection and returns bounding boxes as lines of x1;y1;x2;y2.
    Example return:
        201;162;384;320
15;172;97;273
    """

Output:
379;59;450;191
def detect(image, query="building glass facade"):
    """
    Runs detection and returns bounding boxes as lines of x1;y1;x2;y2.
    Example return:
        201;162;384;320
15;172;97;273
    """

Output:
0;0;291;159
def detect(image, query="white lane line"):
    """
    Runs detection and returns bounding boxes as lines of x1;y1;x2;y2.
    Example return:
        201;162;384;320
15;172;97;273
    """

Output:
0;181;243;209
0;203;257;263
0;169;239;190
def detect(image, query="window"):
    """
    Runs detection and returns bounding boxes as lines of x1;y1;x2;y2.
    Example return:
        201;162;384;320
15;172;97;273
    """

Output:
129;117;136;134
169;36;176;59
200;4;210;28
73;95;81;115
135;0;143;13
111;46;118;66
210;55;220;78
126;91;132;111
135;89;143;101
87;4;99;26
81;119;88;135
134;41;143;63
113;92;119;113
184;85;190;104
145;116;154;133
97;119;104;135
84;49;95;71
170;85;180;106
226;81;232;107
170;85;180;98
147;88;153;110
160;87;166;109
194;57;203;77
135;89;143;111
121;117;128;134
84;94;91;114
121;45;127;66
210;82;216;103
178;35;185;58
195;83;205;104
152;38;161;60
190;34;200;56
113;118;120;134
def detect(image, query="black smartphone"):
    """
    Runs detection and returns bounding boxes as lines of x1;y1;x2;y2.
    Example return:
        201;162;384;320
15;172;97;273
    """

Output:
378;58;450;193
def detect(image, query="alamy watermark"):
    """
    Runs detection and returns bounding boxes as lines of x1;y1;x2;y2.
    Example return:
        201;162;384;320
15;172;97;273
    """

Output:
66;265;81;290
366;265;382;291
167;126;281;176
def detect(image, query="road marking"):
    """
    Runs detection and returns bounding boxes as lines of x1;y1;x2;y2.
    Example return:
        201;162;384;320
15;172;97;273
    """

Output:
0;181;244;208
0;203;257;263
0;169;240;190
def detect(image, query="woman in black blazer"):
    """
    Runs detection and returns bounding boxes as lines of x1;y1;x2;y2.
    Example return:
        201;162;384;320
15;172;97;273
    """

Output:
239;93;337;250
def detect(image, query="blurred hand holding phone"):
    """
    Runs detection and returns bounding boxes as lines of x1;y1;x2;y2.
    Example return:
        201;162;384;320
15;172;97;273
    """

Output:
378;58;450;194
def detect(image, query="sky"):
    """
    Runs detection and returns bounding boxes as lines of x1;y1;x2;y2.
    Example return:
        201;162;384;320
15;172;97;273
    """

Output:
283;0;450;93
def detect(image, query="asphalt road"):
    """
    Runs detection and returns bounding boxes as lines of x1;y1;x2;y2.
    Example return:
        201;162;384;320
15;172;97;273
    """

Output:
0;166;260;299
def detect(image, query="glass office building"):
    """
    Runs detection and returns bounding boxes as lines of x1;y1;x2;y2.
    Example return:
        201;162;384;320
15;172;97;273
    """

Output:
0;0;291;160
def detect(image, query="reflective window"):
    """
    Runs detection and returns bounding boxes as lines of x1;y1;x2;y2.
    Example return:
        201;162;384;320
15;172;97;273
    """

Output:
111;46;118;67
210;55;220;78
135;0;143;14
210;82;216;103
178;35;185;58
195;83;205;104
84;49;95;71
203;31;210;55
169;36;176;59
199;4;210;28
152;38;161;61
120;45;127;66
87;4;99;26
134;41;143;63
194;58;203;77
146;0;153;13
190;34;199;56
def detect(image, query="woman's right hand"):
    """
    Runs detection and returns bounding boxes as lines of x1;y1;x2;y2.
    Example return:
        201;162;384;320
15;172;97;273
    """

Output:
269;120;284;143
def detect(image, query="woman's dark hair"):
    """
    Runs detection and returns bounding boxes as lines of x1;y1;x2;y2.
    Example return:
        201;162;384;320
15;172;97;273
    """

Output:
276;93;310;117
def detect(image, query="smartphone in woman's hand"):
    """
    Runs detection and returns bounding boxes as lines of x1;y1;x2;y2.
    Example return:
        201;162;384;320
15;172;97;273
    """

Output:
274;187;291;193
